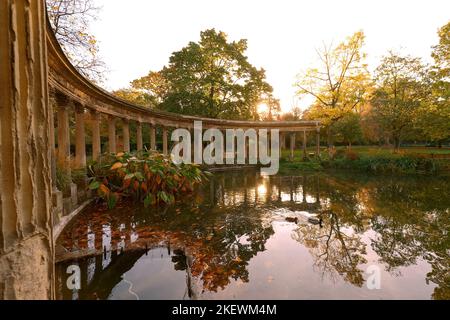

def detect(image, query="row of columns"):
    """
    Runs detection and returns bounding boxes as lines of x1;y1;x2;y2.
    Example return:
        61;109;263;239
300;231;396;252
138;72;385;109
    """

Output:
56;100;322;173
55;96;170;174
280;128;321;161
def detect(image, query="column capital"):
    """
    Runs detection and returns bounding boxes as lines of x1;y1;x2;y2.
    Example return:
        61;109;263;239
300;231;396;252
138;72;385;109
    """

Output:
89;108;100;116
54;92;71;108
74;101;85;114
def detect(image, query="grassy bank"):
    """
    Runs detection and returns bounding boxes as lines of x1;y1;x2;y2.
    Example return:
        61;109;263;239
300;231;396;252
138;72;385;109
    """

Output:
279;147;450;175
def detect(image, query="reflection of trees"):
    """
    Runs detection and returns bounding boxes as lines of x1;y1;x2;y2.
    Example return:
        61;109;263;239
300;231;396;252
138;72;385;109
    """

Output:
294;212;367;287
291;174;369;287
56;171;450;300
367;177;450;300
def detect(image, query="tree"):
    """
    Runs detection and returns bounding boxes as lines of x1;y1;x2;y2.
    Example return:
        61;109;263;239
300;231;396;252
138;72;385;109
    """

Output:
332;112;363;149
296;31;372;147
112;88;154;107
371;52;430;151
111;71;170;108
46;0;106;83
257;95;281;121
127;29;275;120
280;106;302;121
417;21;450;145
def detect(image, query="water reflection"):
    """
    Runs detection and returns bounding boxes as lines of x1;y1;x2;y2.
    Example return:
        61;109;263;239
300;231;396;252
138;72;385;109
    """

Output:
55;170;450;300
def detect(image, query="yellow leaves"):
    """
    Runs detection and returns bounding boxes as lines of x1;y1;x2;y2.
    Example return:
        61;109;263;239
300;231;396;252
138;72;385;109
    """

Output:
98;184;110;196
111;162;123;170
233;257;243;263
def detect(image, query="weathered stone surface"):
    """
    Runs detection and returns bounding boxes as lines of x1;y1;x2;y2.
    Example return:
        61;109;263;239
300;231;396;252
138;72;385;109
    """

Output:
0;235;53;299
0;0;54;300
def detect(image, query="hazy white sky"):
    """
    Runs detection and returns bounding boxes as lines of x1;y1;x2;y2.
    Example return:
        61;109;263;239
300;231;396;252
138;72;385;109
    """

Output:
91;0;449;112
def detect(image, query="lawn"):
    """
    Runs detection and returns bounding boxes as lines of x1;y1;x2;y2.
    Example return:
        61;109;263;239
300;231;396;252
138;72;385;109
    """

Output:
278;145;450;175
280;146;450;161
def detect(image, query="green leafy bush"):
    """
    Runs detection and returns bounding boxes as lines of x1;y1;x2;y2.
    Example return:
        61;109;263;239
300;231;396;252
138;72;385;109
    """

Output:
56;167;72;197
87;151;209;209
322;154;446;174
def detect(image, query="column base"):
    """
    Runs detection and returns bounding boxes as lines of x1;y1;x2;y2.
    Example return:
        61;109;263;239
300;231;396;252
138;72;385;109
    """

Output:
52;188;64;225
70;183;78;207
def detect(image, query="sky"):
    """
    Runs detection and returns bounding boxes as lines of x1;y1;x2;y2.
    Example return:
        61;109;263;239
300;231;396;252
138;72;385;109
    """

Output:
91;0;449;112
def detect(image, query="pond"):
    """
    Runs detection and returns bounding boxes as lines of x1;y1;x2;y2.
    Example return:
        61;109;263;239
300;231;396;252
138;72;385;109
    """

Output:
55;170;449;300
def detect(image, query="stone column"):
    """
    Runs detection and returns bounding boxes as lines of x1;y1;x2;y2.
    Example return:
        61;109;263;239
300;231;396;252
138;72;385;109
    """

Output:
0;0;54;300
56;100;71;175
48;91;58;188
49;92;63;223
136;122;143;151
91;111;101;161
150;124;157;151
303;130;307;160
74;105;86;169
280;132;286;151
316;127;321;158
122;119;130;153
290;133;296;161
108;116;117;154
56;96;77;209
162;127;169;155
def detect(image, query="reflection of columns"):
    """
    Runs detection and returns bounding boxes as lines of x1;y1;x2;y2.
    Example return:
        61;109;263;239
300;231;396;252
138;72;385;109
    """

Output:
210;179;216;207
316;127;321;158
0;0;54;299
91;111;101;161
278;180;282;202
122;119;130;153
162;127;168;155
302;176;307;203
303;130;307;160
136;122;143;151
245;137;250;164
316;175;320;204
150;124;157;150
74;105;86;168
108;116;117;154
290;133;296;161
57;103;71;174
290;177;294;202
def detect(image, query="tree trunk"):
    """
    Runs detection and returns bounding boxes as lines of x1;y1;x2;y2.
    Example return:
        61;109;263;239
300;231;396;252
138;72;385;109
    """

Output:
393;136;401;152
326;127;334;149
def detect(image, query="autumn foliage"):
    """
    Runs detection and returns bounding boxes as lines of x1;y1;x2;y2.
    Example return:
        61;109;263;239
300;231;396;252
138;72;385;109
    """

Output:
88;151;208;209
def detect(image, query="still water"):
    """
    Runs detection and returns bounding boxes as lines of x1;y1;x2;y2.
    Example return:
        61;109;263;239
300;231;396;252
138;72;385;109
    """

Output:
55;170;449;300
